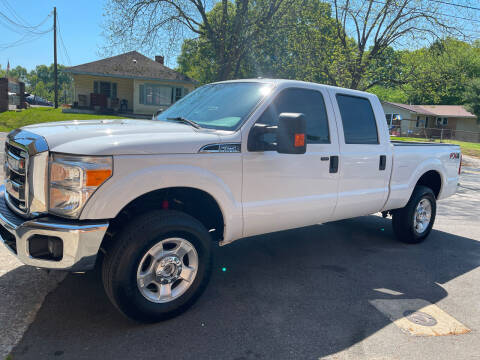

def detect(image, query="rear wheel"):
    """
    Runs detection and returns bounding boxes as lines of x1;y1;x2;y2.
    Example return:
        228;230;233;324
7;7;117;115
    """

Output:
392;185;436;244
102;210;212;322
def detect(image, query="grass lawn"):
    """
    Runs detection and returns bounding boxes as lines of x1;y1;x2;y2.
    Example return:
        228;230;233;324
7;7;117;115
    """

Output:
0;107;126;132
392;136;480;158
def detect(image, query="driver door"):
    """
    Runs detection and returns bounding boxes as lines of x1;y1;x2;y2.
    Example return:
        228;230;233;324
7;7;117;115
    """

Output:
242;86;340;237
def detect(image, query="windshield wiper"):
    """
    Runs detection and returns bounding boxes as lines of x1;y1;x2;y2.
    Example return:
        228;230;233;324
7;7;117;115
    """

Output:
166;117;201;129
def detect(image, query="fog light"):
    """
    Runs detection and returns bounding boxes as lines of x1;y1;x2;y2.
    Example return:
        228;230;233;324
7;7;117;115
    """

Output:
48;237;63;259
28;235;63;261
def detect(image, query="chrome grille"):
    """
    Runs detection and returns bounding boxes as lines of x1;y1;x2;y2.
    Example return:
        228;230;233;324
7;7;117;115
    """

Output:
4;142;28;213
3;129;49;218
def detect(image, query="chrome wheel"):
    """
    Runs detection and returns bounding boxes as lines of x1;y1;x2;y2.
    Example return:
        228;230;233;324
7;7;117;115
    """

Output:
136;238;198;303
413;198;432;234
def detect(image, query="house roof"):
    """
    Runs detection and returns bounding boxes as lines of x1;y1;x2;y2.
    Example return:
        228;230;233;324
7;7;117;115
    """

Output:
383;102;436;116
383;102;476;118
65;51;196;84
418;105;476;118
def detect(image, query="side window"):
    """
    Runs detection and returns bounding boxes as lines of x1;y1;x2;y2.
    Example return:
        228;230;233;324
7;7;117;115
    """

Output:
336;94;379;144
257;88;330;144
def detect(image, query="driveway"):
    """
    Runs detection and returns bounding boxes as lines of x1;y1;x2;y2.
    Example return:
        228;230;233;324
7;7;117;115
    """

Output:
0;133;65;359
1;136;479;359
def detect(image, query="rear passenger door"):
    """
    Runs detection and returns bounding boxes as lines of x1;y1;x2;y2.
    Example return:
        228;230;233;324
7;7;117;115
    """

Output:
242;86;340;237
329;91;391;220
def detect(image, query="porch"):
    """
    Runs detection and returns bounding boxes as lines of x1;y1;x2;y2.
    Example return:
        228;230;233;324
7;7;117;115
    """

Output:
71;75;134;114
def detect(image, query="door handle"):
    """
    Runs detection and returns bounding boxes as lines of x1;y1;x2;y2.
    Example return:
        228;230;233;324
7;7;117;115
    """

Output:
329;156;339;173
379;155;386;171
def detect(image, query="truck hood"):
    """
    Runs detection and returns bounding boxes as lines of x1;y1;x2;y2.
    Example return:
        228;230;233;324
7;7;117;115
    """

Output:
23;119;222;155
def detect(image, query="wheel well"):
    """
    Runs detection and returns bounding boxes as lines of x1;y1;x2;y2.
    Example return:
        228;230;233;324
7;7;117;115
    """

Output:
415;170;441;198
105;187;225;244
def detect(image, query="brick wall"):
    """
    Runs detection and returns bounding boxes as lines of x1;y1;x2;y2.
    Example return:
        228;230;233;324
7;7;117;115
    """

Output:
0;78;26;111
19;82;25;109
0;78;8;112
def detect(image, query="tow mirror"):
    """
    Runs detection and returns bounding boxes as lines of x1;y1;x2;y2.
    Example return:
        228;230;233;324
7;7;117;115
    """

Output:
277;112;306;154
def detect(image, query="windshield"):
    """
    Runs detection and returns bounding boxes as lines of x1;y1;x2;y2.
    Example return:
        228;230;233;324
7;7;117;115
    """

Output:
156;82;273;130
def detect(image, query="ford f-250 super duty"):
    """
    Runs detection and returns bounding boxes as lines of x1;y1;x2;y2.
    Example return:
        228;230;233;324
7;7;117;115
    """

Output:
0;79;461;322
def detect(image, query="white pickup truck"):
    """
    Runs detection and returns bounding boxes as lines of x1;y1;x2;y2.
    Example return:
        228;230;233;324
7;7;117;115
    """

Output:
0;79;461;322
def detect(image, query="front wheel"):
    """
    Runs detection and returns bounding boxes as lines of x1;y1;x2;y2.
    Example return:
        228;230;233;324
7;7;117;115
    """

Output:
102;210;212;322
392;185;437;244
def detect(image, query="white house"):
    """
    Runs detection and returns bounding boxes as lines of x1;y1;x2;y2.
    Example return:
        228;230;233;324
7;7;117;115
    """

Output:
382;102;479;142
65;51;197;116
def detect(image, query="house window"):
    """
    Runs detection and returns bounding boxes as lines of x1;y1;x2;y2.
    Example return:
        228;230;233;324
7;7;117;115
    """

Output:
436;117;448;126
416;116;427;128
139;85;185;106
93;81;117;99
385;113;392;124
175;87;183;102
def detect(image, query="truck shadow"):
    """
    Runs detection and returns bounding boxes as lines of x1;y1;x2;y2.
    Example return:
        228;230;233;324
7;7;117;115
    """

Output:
10;215;480;360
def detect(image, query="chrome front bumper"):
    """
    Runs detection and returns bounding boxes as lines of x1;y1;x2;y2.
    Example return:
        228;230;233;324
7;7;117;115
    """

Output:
0;185;109;271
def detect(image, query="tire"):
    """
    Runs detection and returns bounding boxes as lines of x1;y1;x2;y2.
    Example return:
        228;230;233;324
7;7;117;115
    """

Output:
102;210;212;322
392;185;436;244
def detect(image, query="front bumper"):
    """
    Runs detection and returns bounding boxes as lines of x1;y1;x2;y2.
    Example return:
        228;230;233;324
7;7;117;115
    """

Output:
0;185;109;271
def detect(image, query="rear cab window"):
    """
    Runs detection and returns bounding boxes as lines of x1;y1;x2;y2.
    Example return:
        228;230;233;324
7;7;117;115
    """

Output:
336;94;379;144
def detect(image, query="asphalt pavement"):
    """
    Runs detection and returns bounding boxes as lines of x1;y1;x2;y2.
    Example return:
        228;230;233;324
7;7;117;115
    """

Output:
1;140;479;359
0;133;66;359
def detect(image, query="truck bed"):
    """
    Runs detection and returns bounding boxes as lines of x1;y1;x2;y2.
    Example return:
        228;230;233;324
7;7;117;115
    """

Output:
391;140;460;147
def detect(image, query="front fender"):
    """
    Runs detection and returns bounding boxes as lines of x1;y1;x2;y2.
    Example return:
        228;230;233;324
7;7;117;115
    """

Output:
80;155;244;243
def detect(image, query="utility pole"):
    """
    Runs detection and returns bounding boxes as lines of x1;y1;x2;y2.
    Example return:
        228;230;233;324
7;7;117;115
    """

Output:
53;7;58;108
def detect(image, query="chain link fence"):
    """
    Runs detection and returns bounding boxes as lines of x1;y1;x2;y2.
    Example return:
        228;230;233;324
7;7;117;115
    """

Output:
388;118;480;143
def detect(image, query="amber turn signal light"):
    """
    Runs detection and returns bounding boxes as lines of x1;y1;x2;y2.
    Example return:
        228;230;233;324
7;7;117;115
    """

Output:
294;133;305;147
86;169;112;187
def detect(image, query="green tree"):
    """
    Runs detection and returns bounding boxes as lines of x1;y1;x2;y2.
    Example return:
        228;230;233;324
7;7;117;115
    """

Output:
0;63;72;103
177;38;218;84
402;38;480;104
329;0;463;90
0;65;28;82
32;81;53;101
26;64;72;102
250;0;351;85
463;78;480;122
103;0;295;81
177;0;350;85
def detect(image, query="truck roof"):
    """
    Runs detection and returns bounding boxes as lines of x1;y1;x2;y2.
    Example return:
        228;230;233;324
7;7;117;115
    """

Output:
211;78;377;99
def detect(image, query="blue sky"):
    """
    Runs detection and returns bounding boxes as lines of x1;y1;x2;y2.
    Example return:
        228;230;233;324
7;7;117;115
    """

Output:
1;0;118;71
1;0;478;73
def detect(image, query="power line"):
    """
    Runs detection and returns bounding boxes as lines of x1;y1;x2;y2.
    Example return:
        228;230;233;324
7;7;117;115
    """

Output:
428;0;480;12
0;31;50;50
0;0;31;26
0;11;53;35
334;0;480;39
0;7;53;49
367;0;480;25
56;13;71;65
0;0;53;40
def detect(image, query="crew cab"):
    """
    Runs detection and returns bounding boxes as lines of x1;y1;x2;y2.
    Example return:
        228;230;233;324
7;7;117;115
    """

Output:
0;79;461;322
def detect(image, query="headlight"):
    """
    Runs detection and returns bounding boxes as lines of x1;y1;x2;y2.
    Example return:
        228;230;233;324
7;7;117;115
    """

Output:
49;154;112;218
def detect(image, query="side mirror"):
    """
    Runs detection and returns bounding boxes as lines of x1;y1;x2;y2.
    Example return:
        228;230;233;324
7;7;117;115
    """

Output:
277;112;306;154
247;123;277;152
